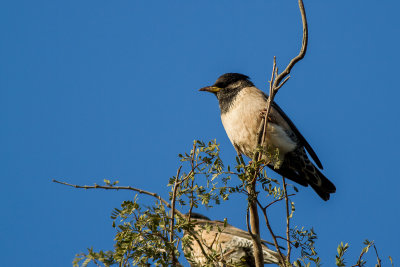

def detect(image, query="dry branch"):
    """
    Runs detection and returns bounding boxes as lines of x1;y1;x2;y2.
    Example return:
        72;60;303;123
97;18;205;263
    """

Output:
170;165;183;265
260;0;308;148
52;179;185;217
283;177;292;262
249;0;309;266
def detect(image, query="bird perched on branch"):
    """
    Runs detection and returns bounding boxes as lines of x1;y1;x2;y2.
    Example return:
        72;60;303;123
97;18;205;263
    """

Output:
183;213;282;266
199;73;336;200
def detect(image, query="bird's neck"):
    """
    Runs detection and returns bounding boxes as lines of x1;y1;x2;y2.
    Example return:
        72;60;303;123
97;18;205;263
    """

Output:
217;87;243;114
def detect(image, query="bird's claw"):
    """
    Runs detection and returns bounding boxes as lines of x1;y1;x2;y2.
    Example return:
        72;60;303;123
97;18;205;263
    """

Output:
259;109;272;120
259;109;267;119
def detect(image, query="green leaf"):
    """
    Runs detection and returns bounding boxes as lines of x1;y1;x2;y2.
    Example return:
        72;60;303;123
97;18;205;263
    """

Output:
294;260;301;267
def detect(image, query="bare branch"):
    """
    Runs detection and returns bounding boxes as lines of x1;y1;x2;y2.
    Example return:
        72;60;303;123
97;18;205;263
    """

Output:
282;177;292;262
188;141;199;218
260;57;277;148
275;76;290;91
252;2;308;264
272;0;308;89
265;194;296;210
170;165;183;265
52;179;184;217
247;184;264;267
258;202;287;267
373;245;382;267
246;207;256;239
374;244;382;267
259;0;308;148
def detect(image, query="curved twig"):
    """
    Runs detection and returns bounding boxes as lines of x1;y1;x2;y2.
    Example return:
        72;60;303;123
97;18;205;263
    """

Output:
260;0;308;148
273;0;308;89
251;2;308;266
257;200;287;267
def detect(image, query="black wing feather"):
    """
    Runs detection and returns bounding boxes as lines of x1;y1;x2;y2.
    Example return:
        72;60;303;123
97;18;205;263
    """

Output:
271;101;323;169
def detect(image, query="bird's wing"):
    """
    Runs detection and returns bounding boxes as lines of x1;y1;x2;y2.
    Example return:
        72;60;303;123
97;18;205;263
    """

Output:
217;224;282;264
270;101;323;169
223;225;283;249
191;219;283;264
195;220;280;248
195;220;254;241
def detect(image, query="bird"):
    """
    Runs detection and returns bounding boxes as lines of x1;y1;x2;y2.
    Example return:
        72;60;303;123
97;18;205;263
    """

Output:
183;212;282;267
199;73;336;200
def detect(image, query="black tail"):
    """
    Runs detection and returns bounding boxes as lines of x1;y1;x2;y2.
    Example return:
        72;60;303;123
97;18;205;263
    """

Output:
307;167;336;201
271;149;336;201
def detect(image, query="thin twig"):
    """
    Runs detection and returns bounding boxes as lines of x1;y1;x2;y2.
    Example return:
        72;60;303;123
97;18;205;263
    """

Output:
282;176;292;262
350;241;374;267
187;228;218;265
253;2;308;264
261;0;308;148
188;141;198;219
246;208;256;239
275;76;290;91
275;236;298;247
272;0;308;89
170;166;183;241
264;194;296;210
373;245;382;267
52;179;184;217
256;117;266;153
169;165;182;265
258;203;287;267
92;259;102;267
260;57;277;148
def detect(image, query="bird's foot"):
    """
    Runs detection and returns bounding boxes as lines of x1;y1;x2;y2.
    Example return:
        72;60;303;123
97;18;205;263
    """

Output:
259;109;272;120
259;109;267;119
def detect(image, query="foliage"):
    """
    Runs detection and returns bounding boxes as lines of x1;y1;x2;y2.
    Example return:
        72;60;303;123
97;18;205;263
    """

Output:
291;227;320;267
67;140;389;267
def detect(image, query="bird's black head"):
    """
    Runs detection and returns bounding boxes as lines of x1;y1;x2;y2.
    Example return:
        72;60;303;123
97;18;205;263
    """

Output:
214;73;252;89
199;73;254;114
199;73;253;93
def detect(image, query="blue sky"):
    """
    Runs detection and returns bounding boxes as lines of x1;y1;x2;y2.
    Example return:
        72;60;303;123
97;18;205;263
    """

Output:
1;0;399;266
